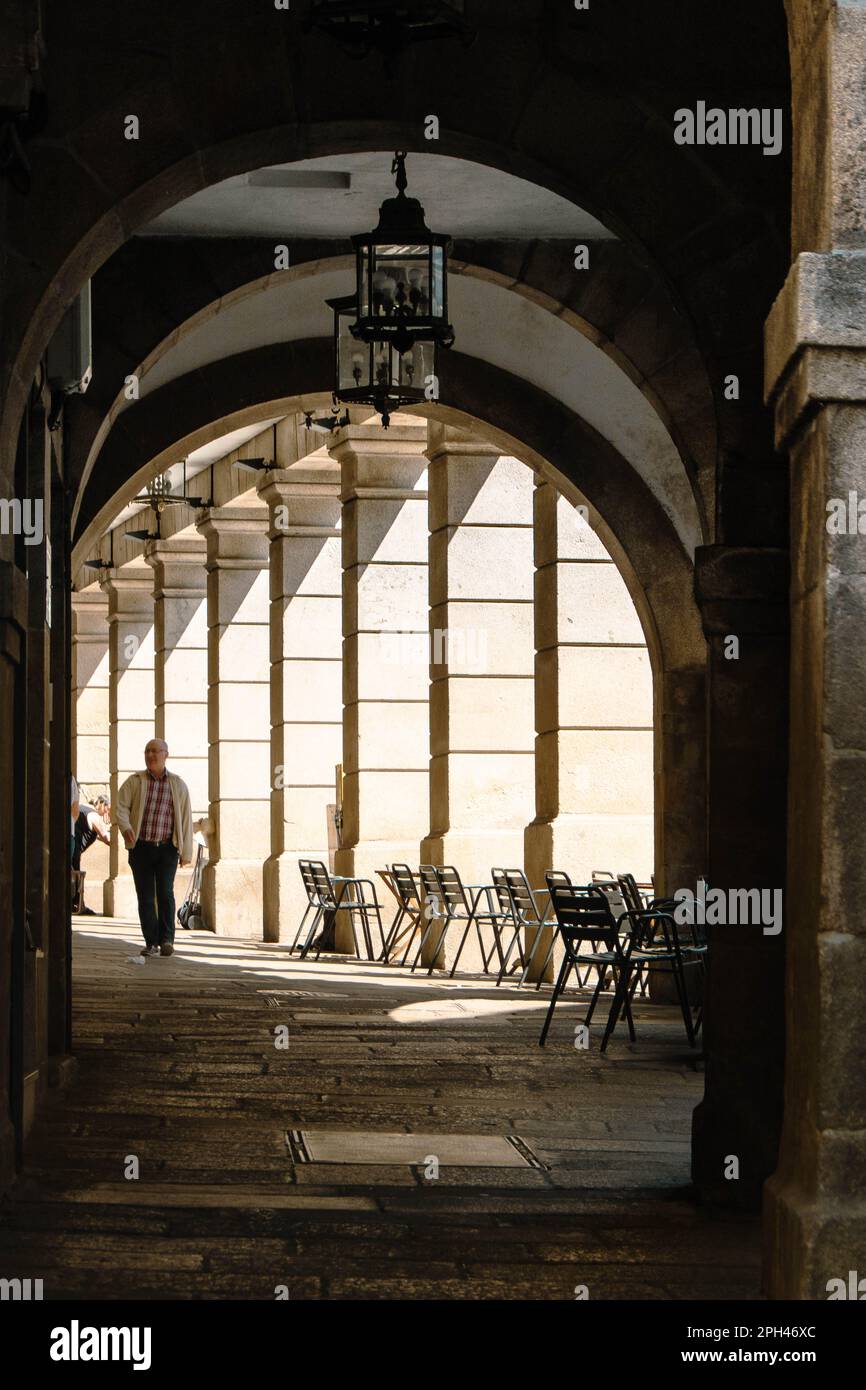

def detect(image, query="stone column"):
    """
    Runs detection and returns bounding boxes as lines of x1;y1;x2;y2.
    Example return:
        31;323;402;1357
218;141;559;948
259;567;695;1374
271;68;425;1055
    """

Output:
100;568;156;918
259;466;343;943
421;427;535;905
145;536;208;818
329;420;430;946
761;248;866;1295
525;481;653;891
71;589;110;910
198;508;271;937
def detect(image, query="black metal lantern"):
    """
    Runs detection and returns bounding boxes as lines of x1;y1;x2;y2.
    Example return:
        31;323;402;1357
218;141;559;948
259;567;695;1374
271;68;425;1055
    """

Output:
329;294;435;428
350;152;454;357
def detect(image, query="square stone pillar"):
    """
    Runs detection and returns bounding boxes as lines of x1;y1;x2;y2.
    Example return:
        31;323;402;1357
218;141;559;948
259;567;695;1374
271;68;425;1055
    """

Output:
259;466;343;943
198;508;271;938
99;568;155;918
144;536;208;818
329;420;430;948
525;481;654;904
760;249;866;1296
419;427;535;973
71;589;110;910
422;427;535;876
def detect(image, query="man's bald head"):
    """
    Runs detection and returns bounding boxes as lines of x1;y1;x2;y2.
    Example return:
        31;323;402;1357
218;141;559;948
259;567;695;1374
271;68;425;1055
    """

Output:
144;739;169;776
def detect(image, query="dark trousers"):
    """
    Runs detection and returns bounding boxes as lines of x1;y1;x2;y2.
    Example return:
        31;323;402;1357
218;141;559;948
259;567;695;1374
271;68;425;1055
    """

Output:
128;841;179;947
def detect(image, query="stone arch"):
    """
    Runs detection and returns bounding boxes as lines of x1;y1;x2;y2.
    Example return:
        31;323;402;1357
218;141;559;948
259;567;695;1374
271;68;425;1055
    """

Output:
70;238;718;539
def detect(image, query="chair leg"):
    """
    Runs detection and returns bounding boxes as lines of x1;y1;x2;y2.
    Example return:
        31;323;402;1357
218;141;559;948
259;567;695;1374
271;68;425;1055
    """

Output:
298;904;324;959
600;964;632;1052
539;951;575;1047
671;960;696;1047
410;915;438;973
427;916;452;975
495;924;524;986
381;906;405;962
290;902;313;954
447;916;474;977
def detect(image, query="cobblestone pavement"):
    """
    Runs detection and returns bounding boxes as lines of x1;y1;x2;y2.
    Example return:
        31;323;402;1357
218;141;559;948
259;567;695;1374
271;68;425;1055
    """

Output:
0;921;760;1300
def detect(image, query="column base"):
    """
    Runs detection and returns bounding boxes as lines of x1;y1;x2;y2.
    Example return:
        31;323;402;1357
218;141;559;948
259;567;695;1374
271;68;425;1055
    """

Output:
762;1157;866;1299
419;829;526;974
201;860;263;938
102;874;142;920
263;852;321;945
333;842;421;955
0;1111;16;1193
524;816;655;984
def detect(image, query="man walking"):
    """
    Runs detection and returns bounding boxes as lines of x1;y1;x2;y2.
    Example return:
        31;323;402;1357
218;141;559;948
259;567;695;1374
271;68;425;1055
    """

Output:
115;739;194;958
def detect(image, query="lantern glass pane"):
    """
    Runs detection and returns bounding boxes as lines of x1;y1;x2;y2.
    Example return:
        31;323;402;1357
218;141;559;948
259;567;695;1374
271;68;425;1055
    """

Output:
338;318;369;392
432;247;444;317
358;248;370;316
372;244;430;318
372;342;391;389
397;340;433;388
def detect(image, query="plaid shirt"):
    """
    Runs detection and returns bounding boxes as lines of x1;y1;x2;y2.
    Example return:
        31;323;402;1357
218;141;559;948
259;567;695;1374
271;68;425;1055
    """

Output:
139;771;174;844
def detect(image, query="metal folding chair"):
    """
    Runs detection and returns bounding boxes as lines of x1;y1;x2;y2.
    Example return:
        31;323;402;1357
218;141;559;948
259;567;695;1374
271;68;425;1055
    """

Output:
411;865;509;977
290;859;330;954
606;904;705;1048
381;863;424;963
489;868;572;988
539;880;635;1050
298;860;386;962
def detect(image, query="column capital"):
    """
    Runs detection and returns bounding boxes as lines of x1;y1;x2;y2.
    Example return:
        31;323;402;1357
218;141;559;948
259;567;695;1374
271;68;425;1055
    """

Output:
426;421;501;465
258;466;341;538
765;250;866;447
330;421;429;502
197;506;270;567
694;545;789;637
144;534;207;598
99;565;154;617
72;588;109;640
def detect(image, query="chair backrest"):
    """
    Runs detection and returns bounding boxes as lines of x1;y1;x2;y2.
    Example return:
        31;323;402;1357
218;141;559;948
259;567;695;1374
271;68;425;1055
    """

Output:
593;878;627;920
390;863;419;909
435;865;469;913
545;878;618;943
500;868;543;923
618;873;645;914
299;858;322;907
545;869;573;892
490;868;514;919
418;864;442;915
591;869;616;882
308;859;337;909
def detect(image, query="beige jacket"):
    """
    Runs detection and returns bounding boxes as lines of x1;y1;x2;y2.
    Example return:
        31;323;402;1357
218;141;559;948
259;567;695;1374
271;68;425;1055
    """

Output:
115;770;194;864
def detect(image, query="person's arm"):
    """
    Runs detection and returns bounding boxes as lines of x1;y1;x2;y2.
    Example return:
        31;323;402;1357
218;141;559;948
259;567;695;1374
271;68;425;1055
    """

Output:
179;782;194;866
115;778;136;847
88;812;111;846
71;778;80;824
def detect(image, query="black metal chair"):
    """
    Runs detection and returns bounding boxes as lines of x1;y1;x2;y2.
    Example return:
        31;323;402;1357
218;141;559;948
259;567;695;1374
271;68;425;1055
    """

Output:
539;880;635;1051
381;863;424;964
605;903;705;1048
411;865;509;977
297;860;385;962
490;868;586;988
291;859;332;955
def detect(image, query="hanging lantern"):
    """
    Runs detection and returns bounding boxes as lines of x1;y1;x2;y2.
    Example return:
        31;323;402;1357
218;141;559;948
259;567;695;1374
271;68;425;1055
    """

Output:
328;294;435;429
350;152;454;357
